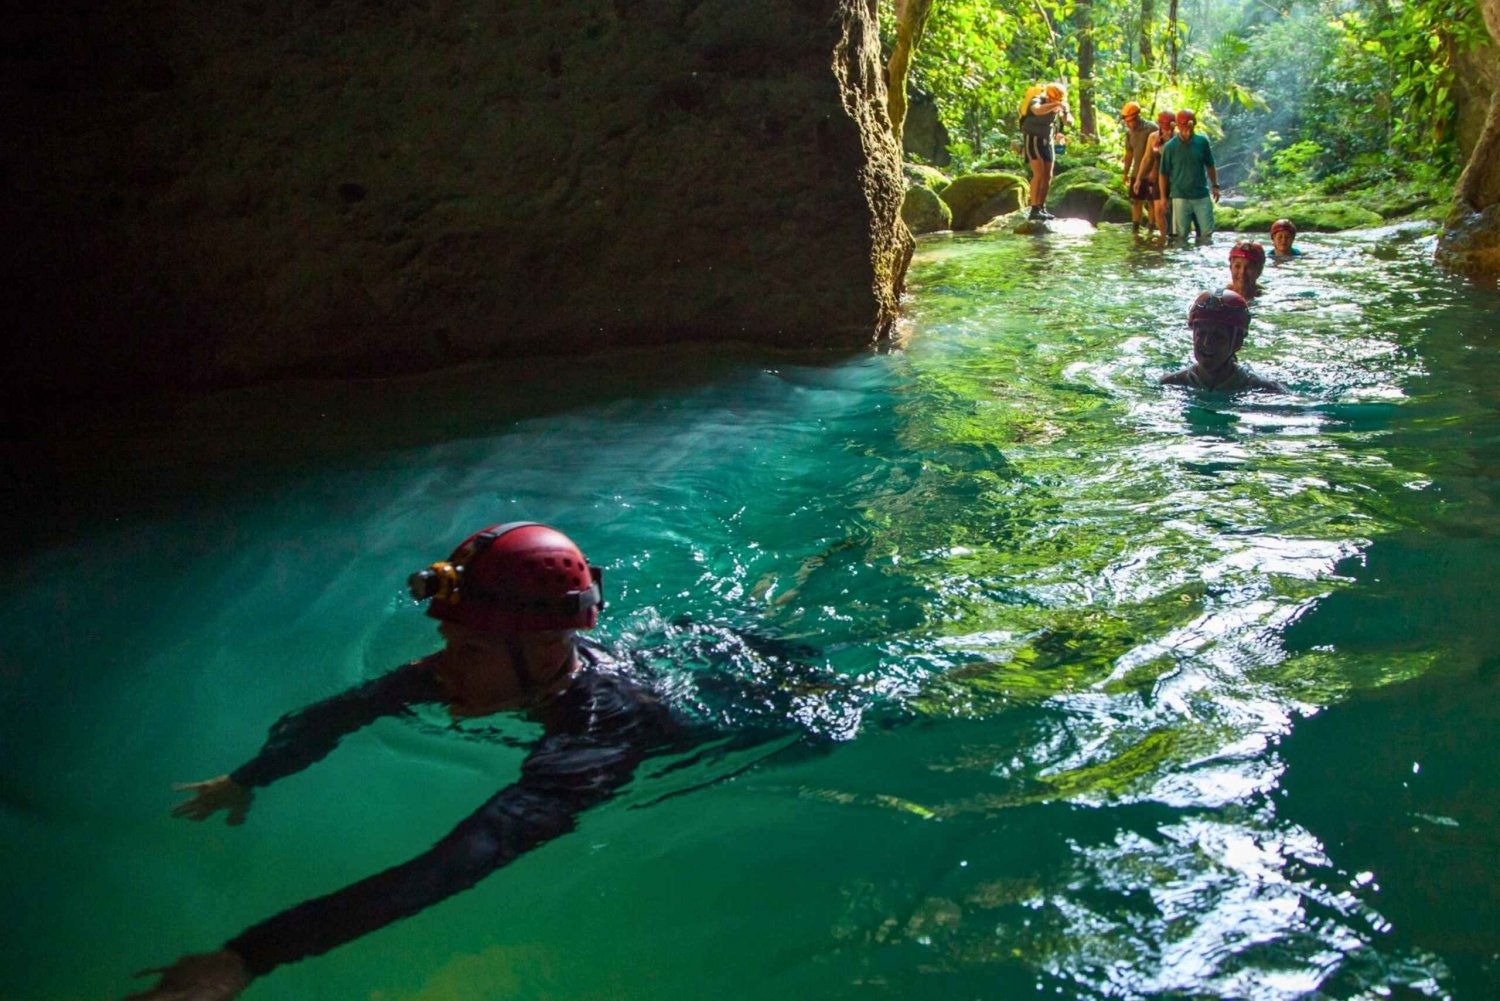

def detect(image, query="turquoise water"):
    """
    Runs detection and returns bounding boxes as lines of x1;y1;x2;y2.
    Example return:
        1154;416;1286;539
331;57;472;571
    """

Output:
5;223;1499;999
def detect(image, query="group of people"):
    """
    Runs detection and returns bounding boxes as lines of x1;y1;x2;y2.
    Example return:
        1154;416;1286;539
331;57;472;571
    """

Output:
1019;83;1300;394
1022;84;1220;243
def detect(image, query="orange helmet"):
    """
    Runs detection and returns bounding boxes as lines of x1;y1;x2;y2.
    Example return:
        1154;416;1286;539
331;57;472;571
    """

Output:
1044;83;1066;102
410;523;603;633
1121;101;1141;118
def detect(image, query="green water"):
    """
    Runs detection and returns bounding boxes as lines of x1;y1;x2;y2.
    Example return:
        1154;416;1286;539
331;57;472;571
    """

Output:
5;224;1499;1000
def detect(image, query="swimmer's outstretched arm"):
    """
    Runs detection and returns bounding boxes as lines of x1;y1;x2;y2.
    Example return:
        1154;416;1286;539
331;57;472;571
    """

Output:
130;729;654;999
171;655;443;825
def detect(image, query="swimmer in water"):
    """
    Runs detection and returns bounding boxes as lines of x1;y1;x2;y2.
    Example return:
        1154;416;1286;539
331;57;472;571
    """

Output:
1270;218;1302;258
1228;240;1266;298
1161;288;1286;393
126;523;852;1000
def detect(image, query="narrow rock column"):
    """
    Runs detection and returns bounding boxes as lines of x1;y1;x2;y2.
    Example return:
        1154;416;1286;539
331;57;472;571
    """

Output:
1437;0;1500;273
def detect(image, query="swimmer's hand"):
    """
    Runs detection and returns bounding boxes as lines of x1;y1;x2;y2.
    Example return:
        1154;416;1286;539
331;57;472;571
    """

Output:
123;950;250;1000
171;776;252;825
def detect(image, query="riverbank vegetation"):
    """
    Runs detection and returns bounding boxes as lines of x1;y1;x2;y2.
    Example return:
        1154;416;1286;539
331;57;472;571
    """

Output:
881;0;1488;225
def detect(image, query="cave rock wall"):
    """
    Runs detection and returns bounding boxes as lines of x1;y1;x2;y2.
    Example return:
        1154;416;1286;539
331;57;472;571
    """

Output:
5;0;911;404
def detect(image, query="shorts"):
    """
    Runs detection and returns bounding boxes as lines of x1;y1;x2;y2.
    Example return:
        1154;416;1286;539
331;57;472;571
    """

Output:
1133;178;1160;201
1024;133;1054;163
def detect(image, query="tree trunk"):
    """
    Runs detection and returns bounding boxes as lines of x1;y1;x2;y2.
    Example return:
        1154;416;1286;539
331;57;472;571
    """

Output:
1140;0;1155;69
886;0;936;143
1168;0;1180;82
1077;0;1097;137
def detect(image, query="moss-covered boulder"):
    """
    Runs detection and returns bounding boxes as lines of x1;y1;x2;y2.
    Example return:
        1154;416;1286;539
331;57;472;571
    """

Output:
1215;206;1243;230
939;172;1026;230
1050;166;1118;194
1235;201;1384;231
1436;204;1500;273
902;185;953;235
903;163;952;193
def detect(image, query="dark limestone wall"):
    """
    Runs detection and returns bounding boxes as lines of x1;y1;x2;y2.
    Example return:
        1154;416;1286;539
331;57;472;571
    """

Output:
4;0;911;412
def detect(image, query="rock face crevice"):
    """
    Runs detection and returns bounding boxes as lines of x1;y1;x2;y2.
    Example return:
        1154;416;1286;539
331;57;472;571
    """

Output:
4;0;911;411
1438;0;1500;273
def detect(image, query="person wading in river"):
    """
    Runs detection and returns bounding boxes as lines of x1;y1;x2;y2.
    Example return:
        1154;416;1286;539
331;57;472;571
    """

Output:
1161;289;1285;393
1120;101;1159;235
1158;109;1221;246
125;522;852;1001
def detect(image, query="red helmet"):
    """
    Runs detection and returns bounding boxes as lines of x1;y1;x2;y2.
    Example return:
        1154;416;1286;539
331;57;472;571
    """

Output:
1229;241;1266;265
1187;289;1250;332
410;523;603;633
1270;218;1297;236
1176;109;1196;124
1157;111;1174;128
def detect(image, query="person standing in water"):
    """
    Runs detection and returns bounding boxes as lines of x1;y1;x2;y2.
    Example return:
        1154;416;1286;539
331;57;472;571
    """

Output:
1158;109;1221;245
125;522;849;1000
1161;289;1285;393
1120;101;1159;234
1146;110;1175;238
1228;241;1266;298
1020;82;1072;221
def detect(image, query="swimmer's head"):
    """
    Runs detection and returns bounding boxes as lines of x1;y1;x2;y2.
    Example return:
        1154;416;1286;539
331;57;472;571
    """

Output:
1188;288;1250;335
1044;83;1066;102
1229;241;1265;267
1270;219;1298;255
411;523;603;634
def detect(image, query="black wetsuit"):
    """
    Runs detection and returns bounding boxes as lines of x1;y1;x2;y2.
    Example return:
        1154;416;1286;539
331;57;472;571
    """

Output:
223;641;683;976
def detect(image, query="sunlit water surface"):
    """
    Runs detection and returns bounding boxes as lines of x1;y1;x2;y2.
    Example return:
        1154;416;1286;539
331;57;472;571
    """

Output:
4;224;1499;1000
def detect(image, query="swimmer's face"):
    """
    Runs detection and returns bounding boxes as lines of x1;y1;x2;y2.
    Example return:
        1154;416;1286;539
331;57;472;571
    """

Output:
439;621;577;673
1191;322;1244;370
1272;229;1295;255
1229;256;1252;287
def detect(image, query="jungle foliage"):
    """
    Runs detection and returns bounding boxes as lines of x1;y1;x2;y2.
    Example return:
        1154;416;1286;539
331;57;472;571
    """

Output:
881;0;1487;201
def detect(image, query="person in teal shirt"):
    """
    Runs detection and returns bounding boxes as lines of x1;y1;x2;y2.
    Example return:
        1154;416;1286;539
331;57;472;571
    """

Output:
1158;109;1221;246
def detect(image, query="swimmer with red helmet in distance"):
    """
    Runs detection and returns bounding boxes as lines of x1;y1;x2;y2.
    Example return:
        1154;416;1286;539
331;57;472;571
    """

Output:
128;522;845;1000
1161;289;1286;393
1228;241;1266;298
1270;218;1301;258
